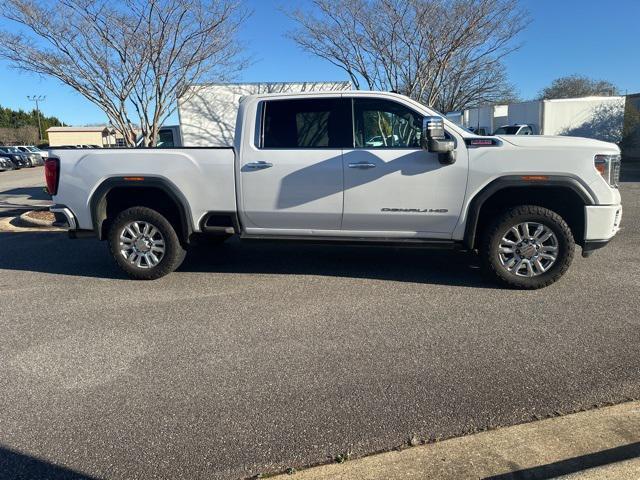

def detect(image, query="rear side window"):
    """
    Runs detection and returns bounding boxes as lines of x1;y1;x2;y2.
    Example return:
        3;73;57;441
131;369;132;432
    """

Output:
261;98;350;148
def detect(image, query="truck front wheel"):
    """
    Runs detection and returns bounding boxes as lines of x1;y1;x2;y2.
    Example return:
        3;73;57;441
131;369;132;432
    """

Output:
107;206;186;280
480;205;575;289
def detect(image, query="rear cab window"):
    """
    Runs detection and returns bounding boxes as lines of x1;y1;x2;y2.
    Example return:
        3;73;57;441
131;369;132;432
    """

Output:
260;98;351;148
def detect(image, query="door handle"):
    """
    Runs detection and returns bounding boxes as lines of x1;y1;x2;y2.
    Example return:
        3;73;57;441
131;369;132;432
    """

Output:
245;161;273;170
348;162;376;169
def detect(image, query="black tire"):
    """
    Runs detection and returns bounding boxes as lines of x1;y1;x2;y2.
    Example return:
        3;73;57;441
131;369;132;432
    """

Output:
107;206;186;280
480;205;575;289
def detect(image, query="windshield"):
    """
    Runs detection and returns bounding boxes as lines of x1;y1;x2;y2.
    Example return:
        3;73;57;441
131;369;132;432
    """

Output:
493;126;521;135
27;146;40;152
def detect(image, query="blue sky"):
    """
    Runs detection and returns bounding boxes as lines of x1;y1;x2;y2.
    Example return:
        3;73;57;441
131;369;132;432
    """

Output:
0;0;637;125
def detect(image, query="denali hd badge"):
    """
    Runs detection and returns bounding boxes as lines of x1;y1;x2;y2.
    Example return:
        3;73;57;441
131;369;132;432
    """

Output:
381;208;448;213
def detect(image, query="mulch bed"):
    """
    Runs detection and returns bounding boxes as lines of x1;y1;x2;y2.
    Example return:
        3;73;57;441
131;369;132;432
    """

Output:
24;210;55;222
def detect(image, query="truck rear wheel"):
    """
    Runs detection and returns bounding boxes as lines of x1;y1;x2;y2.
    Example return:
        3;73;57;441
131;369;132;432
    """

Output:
107;206;186;280
480;205;575;289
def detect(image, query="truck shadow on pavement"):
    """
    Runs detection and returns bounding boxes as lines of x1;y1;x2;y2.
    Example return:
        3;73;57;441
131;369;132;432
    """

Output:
0;232;497;288
0;446;96;480
183;238;494;288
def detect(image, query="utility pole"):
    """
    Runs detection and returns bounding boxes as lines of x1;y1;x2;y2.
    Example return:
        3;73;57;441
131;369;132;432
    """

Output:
27;95;46;142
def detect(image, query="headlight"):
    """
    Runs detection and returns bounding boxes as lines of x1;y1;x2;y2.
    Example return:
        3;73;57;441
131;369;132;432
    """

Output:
594;154;620;188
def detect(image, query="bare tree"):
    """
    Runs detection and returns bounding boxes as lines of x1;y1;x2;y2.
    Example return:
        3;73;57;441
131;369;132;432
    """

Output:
0;0;249;146
538;75;619;100
0;125;38;145
287;0;527;112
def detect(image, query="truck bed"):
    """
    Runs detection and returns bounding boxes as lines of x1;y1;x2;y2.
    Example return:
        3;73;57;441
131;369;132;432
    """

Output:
50;147;236;233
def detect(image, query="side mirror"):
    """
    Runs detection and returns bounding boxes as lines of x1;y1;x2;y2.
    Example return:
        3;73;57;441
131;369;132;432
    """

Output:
422;116;456;165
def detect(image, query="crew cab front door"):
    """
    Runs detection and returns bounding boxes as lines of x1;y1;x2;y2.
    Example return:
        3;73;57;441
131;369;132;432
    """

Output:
240;97;350;232
341;97;467;237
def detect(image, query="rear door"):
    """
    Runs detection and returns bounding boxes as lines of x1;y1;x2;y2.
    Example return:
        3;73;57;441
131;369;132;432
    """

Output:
239;97;350;231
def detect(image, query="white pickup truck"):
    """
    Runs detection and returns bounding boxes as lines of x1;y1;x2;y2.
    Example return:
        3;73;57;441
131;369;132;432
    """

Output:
46;91;622;288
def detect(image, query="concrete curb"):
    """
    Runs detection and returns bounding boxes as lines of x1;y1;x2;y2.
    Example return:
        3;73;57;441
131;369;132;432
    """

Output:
273;401;640;479
0;216;64;233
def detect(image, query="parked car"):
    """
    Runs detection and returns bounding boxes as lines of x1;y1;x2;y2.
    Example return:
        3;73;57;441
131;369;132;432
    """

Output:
0;156;16;171
365;134;400;147
493;124;537;136
16;145;49;159
28;152;44;166
3;146;43;166
52;144;101;149
136;126;182;147
0;147;29;168
48;91;622;289
9;146;44;166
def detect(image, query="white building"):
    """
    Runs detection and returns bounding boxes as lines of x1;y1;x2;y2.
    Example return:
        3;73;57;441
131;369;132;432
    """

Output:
178;81;352;147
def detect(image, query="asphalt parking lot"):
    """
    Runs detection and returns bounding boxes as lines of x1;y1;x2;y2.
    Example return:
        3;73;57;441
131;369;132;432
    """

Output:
0;166;50;218
0;166;639;479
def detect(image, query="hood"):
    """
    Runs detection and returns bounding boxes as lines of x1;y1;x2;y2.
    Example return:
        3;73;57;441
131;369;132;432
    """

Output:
497;135;620;153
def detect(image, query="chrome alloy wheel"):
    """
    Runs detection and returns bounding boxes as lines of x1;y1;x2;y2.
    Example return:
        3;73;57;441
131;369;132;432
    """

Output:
119;221;165;269
497;222;559;277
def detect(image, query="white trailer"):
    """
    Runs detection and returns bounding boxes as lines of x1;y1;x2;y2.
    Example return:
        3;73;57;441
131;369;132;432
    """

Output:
506;96;625;138
461;96;625;141
177;81;352;147
463;105;508;134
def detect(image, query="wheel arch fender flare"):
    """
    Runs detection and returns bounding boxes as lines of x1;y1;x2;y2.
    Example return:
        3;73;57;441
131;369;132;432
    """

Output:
463;175;595;250
89;176;194;242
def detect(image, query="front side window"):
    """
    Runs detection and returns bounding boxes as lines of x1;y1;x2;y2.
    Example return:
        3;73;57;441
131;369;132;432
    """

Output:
262;98;350;148
353;98;423;148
